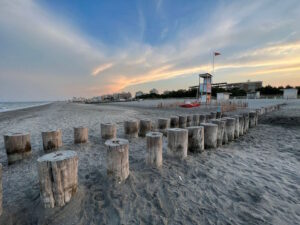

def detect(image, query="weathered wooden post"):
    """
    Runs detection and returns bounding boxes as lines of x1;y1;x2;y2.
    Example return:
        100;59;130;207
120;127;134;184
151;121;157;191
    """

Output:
237;115;244;136
232;115;240;139
37;150;78;208
221;118;229;144
139;119;152;137
105;138;129;182
124;120;139;138
157;118;170;135
222;117;236;141
170;116;179;128
167;128;188;159
146;132;163;168
199;114;206;125
186;115;192;127
192;114;199;126
249;111;256;128
178;115;187;128
216;111;222;119
243;112;249;133
210;119;225;147
74;127;88;143
4;133;31;164
42;129;62;152
210;112;217;119
101;123;117;140
187;126;204;152
0;163;2;216
200;123;218;148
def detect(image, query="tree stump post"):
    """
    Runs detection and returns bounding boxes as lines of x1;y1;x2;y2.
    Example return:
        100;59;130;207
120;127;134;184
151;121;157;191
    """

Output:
124;120;139;138
249;111;256;128
221;118;229;144
101;123;117;140
178;115;187;128
157;118;170;136
170;116;179;128
4;133;31;164
167;128;188;159
42;129;62;152
192;114;199;126
105;138;129;182
199;114;206;124
210;112;217;120
186;115;192;127
233;115;240;139
37;151;78;208
222;117;236;141
243;112;249;133
187;126;204;152
139;119;152;137
238;115;244;136
146;132;163;168
200;123;218;149
74;127;88;144
211;119;225;147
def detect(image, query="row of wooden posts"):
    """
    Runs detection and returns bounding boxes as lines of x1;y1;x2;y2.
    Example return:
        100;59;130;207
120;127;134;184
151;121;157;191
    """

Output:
0;104;283;213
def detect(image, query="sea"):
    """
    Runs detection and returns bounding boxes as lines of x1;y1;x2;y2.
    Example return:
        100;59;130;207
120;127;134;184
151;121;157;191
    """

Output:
0;101;51;113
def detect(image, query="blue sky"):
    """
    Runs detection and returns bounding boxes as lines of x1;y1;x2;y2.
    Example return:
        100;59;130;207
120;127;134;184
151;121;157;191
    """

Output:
0;0;300;101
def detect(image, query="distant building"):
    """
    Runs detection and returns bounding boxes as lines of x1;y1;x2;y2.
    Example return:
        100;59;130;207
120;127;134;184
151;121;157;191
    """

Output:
135;91;144;98
247;91;260;99
217;92;230;101
113;92;132;101
150;88;159;94
212;81;263;92
283;88;298;99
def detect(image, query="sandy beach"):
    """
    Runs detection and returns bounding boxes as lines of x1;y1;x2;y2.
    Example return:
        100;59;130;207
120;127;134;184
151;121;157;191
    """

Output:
0;100;299;225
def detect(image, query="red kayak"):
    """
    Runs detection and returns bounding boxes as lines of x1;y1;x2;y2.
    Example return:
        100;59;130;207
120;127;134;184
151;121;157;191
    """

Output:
180;102;200;108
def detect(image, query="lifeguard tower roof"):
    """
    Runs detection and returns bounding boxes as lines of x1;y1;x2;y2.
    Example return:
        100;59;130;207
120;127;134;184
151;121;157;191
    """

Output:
199;73;212;78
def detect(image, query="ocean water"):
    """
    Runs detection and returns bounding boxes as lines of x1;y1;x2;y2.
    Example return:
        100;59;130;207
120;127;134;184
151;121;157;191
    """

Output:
0;101;50;112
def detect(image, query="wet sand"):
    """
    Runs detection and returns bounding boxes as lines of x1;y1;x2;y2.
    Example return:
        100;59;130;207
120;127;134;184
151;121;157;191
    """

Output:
0;100;299;225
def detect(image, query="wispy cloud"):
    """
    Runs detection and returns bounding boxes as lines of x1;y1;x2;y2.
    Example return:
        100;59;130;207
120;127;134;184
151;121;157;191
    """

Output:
0;0;299;100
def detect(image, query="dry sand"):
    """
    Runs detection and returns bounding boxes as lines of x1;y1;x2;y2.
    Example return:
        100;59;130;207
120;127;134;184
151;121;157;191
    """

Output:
0;100;299;225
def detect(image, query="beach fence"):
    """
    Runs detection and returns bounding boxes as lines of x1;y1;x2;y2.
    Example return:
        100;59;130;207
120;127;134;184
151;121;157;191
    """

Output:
0;103;284;212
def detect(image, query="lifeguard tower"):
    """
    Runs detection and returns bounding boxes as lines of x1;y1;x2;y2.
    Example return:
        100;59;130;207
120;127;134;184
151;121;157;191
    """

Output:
198;73;212;103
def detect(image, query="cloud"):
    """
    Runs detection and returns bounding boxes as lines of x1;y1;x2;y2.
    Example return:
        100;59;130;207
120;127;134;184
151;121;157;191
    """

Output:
0;0;300;100
92;63;114;76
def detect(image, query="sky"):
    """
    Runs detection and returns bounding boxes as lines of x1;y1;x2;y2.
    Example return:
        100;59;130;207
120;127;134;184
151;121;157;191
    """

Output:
0;0;300;101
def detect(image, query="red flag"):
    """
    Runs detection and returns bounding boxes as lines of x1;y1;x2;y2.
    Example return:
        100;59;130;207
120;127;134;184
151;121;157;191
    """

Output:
214;52;221;56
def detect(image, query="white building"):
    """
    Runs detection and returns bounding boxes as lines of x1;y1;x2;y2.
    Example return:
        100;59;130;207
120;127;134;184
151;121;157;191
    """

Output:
247;91;260;99
217;92;230;101
283;88;298;99
150;88;159;94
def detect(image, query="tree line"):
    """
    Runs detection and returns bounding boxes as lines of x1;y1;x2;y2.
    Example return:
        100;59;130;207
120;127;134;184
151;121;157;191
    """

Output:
136;85;299;99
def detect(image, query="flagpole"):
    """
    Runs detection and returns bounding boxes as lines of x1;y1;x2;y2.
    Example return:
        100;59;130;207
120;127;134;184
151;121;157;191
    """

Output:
212;52;215;76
